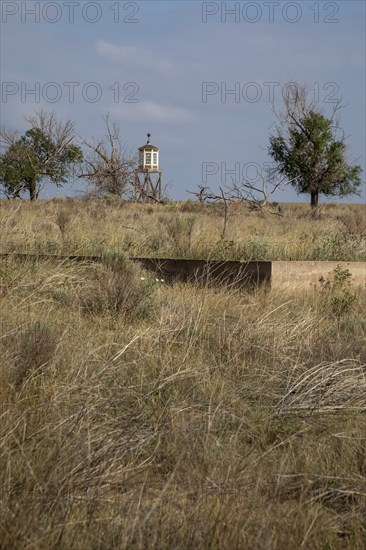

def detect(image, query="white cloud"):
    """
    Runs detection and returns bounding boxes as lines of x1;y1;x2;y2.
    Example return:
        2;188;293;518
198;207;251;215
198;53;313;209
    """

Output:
95;40;173;74
110;100;196;124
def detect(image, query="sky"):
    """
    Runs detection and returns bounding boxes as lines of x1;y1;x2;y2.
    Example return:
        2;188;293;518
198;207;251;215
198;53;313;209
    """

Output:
0;0;365;203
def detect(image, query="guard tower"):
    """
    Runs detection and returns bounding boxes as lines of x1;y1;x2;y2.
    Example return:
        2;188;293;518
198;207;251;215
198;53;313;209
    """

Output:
134;134;162;202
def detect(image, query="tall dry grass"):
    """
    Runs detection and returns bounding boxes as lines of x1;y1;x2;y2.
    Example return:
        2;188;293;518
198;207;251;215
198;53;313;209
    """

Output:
0;198;365;261
0;240;365;548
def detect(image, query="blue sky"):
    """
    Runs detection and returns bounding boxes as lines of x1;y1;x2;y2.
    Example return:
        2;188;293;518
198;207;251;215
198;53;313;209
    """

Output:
1;0;365;202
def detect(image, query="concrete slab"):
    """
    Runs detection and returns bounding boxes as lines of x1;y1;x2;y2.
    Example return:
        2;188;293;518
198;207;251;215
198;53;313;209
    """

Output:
271;261;366;290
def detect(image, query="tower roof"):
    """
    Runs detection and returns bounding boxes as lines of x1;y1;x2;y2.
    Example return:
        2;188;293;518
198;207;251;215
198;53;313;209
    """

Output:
138;143;159;151
139;133;159;151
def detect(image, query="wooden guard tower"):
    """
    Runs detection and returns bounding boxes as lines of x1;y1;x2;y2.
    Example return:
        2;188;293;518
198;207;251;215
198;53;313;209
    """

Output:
134;134;162;202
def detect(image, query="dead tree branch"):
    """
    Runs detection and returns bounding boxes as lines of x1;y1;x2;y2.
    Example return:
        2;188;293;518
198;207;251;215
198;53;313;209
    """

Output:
188;172;289;217
79;114;136;198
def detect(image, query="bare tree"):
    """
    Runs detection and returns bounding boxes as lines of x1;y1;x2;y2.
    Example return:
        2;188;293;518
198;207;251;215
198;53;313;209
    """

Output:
189;171;287;217
273;82;344;132
24;110;76;152
79;115;136;198
224;173;287;215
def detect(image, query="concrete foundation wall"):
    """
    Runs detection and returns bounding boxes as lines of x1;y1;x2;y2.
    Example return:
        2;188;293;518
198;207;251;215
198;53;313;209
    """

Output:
134;258;272;286
271;261;366;290
1;254;365;290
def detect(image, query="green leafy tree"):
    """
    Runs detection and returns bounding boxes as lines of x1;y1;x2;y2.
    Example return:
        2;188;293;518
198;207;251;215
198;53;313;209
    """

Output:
0;111;82;200
268;83;362;208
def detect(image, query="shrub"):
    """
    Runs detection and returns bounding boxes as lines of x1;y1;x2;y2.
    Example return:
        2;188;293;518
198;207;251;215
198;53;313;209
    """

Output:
55;207;72;237
320;265;357;319
6;322;58;389
0;260;21;296
164;215;196;256
79;258;153;318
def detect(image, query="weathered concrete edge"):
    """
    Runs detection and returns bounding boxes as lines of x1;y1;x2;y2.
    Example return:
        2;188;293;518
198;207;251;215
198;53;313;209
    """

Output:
271;261;366;290
1;254;365;289
0;254;271;287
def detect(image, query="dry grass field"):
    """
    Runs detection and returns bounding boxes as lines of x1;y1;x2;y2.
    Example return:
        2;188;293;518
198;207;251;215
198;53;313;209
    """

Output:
0;199;366;549
0;198;365;261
